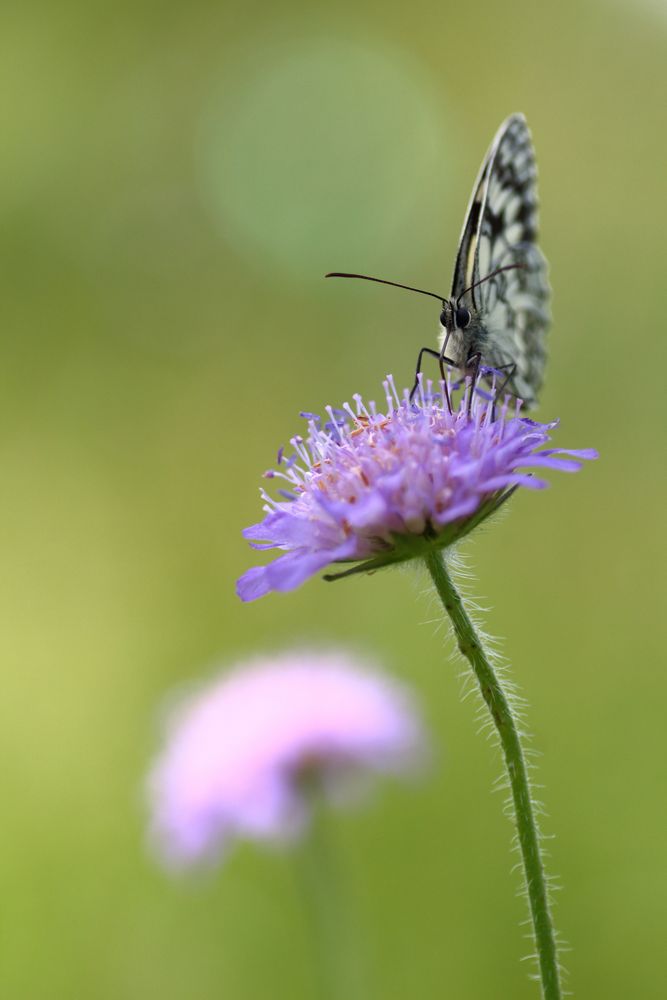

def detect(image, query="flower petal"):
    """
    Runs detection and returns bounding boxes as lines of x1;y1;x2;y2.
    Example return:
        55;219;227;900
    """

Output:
236;566;273;602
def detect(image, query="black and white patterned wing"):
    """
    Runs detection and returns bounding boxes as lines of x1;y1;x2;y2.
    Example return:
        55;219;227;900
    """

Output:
451;114;550;406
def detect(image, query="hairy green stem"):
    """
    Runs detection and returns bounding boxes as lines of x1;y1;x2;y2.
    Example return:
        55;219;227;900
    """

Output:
424;549;561;1000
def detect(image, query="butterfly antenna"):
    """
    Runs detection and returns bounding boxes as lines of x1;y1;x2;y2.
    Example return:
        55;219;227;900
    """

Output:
456;263;525;304
326;272;446;304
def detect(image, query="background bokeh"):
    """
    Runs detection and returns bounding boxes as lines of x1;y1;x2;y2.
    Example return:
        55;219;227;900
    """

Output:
2;0;665;997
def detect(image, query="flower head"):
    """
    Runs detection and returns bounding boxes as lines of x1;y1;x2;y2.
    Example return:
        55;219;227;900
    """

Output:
237;376;597;601
147;650;425;869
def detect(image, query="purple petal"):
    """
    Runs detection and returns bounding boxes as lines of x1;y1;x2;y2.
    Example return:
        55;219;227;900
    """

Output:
541;447;599;461
262;538;360;595
236;566;273;602
435;496;480;524
244;511;321;548
345;491;390;530
477;473;549;491
521;456;585;472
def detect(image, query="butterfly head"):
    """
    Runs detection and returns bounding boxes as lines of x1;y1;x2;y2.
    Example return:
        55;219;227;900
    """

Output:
439;300;472;333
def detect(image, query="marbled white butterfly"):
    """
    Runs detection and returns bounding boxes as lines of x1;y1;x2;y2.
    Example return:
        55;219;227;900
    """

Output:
327;113;550;409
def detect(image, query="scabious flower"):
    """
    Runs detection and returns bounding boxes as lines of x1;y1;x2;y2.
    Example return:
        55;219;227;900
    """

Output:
147;650;425;869
237;376;597;601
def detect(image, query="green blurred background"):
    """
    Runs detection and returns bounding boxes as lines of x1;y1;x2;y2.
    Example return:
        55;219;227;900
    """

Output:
1;0;665;997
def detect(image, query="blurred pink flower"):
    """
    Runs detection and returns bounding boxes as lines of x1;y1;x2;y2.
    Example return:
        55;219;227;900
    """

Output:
147;650;426;869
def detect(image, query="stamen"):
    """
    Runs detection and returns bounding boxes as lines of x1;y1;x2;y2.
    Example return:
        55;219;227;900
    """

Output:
424;378;433;407
386;375;401;409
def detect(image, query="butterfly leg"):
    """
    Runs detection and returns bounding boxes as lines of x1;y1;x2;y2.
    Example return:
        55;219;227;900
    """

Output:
482;362;517;419
410;347;457;411
437;341;459;414
495;363;517;401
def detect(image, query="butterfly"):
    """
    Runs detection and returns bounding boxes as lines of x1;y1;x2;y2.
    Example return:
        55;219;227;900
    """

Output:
327;113;550;409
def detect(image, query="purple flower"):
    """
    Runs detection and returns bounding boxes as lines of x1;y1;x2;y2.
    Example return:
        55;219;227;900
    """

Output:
237;376;597;601
147;650;425;869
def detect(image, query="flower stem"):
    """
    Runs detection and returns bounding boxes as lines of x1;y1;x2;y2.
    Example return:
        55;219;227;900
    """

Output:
424;549;561;1000
294;807;365;1000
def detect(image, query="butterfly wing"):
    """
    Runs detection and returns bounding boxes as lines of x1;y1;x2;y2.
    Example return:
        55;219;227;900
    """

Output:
451;114;550;407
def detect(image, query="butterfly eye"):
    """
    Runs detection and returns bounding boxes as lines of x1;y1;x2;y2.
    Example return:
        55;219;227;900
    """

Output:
456;306;471;329
439;309;448;327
